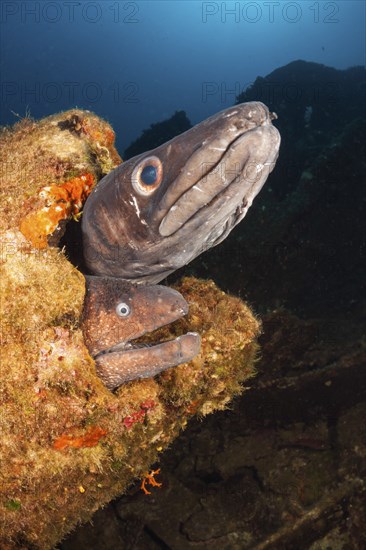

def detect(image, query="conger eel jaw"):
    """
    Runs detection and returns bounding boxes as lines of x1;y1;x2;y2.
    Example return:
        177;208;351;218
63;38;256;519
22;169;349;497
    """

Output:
82;101;281;283
82;276;200;390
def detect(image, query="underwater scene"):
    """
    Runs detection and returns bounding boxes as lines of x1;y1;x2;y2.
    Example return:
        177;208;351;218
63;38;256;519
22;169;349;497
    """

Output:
0;1;365;548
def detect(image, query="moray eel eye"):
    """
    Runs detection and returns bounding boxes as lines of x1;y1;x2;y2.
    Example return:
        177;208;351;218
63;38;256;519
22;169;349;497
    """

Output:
116;302;131;317
132;156;163;196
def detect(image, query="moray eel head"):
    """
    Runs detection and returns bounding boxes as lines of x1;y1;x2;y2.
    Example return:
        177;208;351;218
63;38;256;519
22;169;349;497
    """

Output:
82;101;281;283
82;276;200;390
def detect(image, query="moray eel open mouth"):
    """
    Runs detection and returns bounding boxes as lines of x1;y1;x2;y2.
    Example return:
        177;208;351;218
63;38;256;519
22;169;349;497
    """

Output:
82;276;200;390
95;332;196;356
82;101;281;283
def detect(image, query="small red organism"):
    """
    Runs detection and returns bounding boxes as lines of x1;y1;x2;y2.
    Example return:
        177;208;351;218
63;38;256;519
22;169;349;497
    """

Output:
185;399;200;415
140;399;156;411
140;468;162;495
122;400;156;430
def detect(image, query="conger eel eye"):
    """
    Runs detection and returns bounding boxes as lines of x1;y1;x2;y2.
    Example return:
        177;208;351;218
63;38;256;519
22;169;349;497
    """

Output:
131;155;163;196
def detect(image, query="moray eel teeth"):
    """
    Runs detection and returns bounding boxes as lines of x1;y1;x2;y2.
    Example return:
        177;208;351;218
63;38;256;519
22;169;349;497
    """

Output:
82;276;200;390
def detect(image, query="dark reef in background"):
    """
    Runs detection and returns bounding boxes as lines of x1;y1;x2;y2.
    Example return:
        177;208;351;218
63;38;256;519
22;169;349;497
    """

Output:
124;110;192;159
176;60;366;318
236;59;366;197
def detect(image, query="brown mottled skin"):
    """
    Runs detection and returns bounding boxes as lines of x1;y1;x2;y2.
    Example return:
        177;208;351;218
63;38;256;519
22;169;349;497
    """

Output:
82;276;200;390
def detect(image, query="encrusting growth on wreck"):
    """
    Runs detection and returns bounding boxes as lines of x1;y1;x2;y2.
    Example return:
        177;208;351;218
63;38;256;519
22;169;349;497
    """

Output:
0;110;261;549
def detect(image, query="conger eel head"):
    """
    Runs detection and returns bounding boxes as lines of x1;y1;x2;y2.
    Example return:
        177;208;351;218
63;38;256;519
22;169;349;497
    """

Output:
82;101;280;283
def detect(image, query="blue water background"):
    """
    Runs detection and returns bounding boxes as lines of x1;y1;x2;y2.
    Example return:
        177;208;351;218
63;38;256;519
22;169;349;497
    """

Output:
0;1;364;153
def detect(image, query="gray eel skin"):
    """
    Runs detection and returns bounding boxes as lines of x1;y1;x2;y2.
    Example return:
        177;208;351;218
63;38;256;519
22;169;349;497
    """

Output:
82;276;200;390
82;101;280;283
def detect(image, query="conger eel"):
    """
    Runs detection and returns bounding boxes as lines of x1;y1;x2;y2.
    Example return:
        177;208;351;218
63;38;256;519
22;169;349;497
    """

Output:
82;101;280;283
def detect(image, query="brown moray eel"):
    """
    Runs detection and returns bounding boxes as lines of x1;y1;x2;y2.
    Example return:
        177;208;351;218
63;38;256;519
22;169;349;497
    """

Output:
82;276;200;390
82;101;280;283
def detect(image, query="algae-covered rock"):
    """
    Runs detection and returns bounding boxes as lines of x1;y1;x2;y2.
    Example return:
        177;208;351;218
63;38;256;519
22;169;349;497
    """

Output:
0;109;122;248
0;111;260;549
